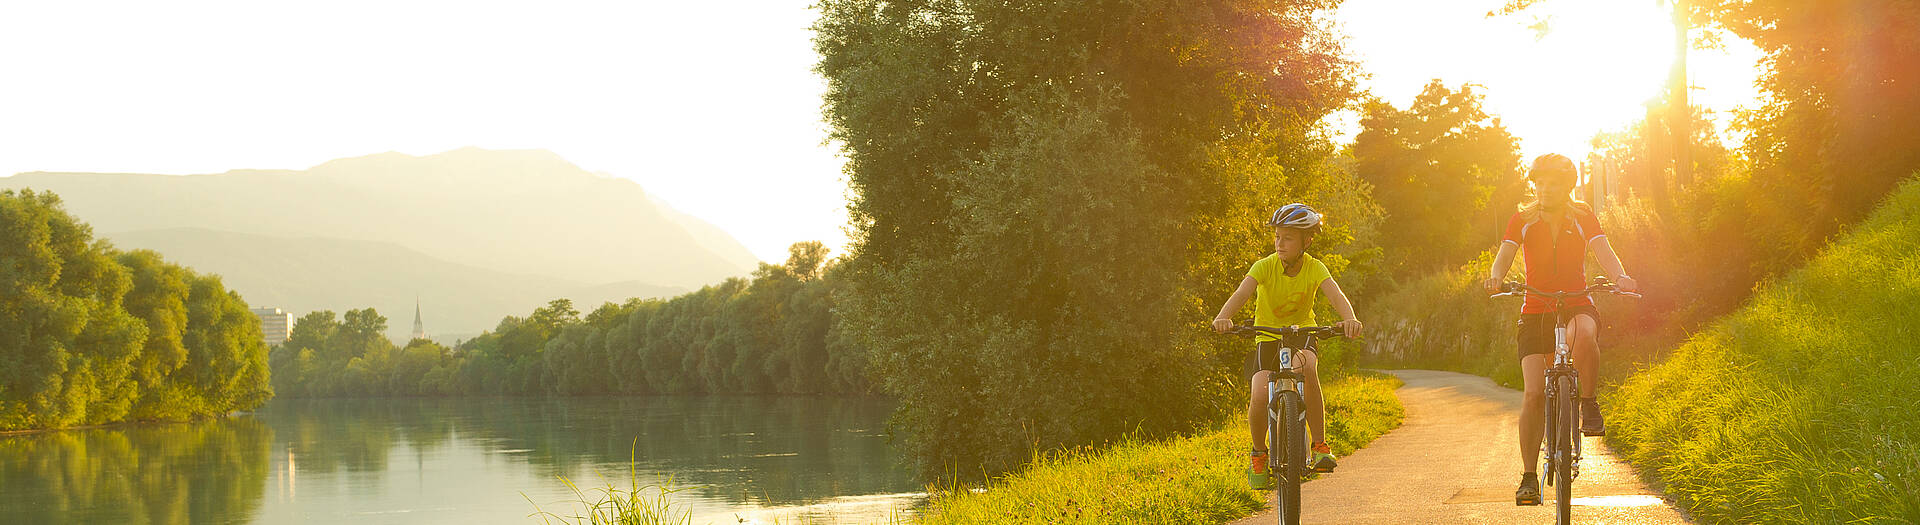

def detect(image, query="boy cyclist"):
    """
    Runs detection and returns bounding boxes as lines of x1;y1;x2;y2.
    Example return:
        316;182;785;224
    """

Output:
1212;203;1364;489
1482;153;1638;505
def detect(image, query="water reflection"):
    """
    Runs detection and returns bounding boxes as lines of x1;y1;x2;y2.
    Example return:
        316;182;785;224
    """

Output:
0;417;272;524
2;396;915;524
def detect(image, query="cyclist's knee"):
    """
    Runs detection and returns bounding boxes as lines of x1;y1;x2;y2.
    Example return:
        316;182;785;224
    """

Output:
1298;352;1320;375
1570;315;1598;342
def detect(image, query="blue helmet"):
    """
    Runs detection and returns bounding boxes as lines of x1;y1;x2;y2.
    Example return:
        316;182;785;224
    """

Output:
1268;203;1322;232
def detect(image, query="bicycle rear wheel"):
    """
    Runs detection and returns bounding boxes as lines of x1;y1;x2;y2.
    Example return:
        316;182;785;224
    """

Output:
1276;391;1305;525
1553;376;1578;525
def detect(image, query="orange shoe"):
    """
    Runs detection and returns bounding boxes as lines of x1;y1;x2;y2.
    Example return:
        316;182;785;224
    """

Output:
1249;449;1274;489
1310;442;1338;473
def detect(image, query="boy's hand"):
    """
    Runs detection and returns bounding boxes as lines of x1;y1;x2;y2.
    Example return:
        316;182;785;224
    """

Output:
1335;319;1363;338
1212;318;1235;333
1482;278;1502;294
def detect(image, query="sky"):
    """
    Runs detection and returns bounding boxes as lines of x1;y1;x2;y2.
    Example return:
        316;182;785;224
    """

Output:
0;1;1762;264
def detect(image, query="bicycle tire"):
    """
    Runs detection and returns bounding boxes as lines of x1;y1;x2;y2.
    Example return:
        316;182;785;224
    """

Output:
1553;375;1577;525
1277;391;1305;525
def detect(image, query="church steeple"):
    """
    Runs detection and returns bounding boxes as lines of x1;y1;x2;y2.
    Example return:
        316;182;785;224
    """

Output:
411;297;427;341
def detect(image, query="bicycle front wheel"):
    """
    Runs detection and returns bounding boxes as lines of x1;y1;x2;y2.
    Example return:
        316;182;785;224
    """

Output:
1553;376;1578;525
1276;390;1305;525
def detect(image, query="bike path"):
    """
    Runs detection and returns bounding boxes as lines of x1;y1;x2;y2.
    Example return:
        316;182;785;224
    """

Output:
1228;369;1692;524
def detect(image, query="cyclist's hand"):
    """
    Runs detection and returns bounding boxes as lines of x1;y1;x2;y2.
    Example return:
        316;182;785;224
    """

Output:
1616;275;1639;293
1482;278;1502;294
1336;319;1363;338
1212;318;1235;333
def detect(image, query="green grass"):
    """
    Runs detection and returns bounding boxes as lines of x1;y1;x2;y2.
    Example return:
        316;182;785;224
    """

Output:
913;372;1405;524
1605;177;1920;524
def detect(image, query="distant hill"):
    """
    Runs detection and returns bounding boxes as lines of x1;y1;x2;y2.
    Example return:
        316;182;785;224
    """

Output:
1;148;761;288
107;228;685;343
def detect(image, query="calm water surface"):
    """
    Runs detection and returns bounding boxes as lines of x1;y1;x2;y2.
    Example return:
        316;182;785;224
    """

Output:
0;396;919;524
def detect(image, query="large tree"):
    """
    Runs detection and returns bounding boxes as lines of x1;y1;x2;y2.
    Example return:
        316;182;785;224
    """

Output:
817;0;1365;474
1351;81;1520;276
1;190;269;430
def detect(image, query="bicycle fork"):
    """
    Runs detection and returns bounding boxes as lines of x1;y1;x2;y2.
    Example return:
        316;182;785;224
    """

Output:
1545;330;1583;485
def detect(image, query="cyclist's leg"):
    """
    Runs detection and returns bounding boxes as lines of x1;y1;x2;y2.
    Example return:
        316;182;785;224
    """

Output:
1249;368;1271;448
1298;345;1325;445
1568;311;1600;398
1519;353;1550;471
1246;342;1273;450
1568;305;1606;434
1516;311;1554;472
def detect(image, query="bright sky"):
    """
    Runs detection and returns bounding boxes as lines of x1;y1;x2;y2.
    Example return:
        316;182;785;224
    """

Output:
0;1;1762;263
1332;0;1763;160
0;1;843;264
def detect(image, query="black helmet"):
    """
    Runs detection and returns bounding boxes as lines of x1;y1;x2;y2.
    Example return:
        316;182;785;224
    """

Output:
1268;203;1322;232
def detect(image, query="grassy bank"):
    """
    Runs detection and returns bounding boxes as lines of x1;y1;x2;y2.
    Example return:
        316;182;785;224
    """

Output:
913;372;1405;524
1605;178;1920;523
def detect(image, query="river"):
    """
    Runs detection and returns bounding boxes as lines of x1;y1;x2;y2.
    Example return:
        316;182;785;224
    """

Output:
0;396;920;524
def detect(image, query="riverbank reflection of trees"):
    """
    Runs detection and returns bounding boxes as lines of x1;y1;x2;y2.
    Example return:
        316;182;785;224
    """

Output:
257;395;911;506
0;417;271;524
0;396;909;523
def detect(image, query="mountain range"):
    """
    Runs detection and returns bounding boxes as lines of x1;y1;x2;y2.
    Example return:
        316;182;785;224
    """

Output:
1;148;761;342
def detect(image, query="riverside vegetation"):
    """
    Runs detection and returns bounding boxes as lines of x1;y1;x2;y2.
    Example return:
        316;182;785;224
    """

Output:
0;189;270;431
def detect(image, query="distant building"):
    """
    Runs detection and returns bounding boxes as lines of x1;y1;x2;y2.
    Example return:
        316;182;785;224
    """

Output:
251;307;293;347
411;299;428;341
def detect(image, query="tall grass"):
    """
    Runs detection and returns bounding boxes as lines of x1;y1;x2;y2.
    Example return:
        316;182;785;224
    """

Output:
526;466;693;525
1606;177;1920;523
914;372;1405;524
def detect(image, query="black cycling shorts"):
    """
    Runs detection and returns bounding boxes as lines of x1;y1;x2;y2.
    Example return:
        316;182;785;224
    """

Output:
1516;304;1600;361
1244;336;1320;383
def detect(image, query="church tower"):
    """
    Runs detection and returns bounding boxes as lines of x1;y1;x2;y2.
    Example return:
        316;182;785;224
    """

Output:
411;298;428;341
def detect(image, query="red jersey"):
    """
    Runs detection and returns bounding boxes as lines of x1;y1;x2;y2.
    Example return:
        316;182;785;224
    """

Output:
1501;208;1604;314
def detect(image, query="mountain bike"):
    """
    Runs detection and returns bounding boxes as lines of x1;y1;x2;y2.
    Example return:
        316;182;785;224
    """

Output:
1491;278;1639;524
1229;322;1343;525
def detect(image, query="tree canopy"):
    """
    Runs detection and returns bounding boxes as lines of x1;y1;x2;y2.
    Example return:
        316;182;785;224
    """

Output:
0;189;269;430
817;0;1371;475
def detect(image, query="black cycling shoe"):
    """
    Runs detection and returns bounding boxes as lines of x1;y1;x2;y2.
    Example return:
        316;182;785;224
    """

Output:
1516;472;1542;506
1580;397;1607;436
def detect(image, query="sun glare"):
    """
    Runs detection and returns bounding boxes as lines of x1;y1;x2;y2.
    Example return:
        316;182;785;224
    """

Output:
1336;0;1761;161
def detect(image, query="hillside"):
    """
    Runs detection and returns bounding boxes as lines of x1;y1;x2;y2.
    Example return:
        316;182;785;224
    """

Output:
1607;176;1920;523
108;228;684;343
0;148;760;289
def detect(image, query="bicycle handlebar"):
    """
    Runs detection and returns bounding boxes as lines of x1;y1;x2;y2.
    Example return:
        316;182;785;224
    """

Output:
1489;279;1643;300
1227;321;1347;339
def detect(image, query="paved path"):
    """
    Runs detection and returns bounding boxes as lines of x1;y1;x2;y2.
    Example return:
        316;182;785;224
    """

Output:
1228;370;1692;525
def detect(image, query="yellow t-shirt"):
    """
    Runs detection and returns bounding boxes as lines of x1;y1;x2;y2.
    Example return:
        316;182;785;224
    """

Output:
1247;253;1331;341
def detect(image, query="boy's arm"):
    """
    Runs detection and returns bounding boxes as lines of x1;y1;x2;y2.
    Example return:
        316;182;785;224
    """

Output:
1589;237;1638;292
1319;278;1363;338
1484;242;1519;293
1212;276;1259;333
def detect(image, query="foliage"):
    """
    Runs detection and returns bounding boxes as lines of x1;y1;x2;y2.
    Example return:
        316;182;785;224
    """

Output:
0;189;270;430
1606;176;1920;524
1695;0;1920;262
916;372;1403;524
268;242;872;397
1351;81;1522;278
817;0;1369;476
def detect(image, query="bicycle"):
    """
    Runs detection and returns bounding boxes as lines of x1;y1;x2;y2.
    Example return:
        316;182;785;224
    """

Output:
1490;277;1639;524
1227;322;1344;525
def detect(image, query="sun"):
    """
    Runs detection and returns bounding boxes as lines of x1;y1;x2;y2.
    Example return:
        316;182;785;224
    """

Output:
1334;0;1762;162
1486;1;1679;158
